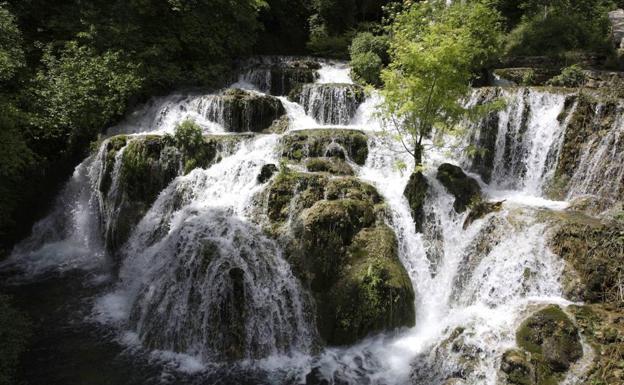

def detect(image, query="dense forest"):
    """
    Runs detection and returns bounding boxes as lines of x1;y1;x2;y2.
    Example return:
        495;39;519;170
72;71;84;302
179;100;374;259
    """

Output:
2;0;624;384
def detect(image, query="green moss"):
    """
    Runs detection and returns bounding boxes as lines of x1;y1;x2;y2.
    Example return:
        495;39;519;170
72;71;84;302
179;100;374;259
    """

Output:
100;135;128;195
501;349;533;385
263;171;415;346
436;163;482;213
305;157;354;175
549;219;624;304
281;129;369;165
404;171;429;232
323;225;415;345
515;305;583;382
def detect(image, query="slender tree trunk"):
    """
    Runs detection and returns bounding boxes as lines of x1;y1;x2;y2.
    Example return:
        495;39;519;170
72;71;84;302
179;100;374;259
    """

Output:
413;142;424;170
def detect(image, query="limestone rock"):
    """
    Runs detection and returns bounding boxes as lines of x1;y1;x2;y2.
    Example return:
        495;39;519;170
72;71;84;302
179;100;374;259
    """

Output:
436;164;482;213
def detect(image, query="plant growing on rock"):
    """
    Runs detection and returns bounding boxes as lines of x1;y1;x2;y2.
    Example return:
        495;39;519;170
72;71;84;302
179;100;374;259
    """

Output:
379;0;503;169
547;64;587;87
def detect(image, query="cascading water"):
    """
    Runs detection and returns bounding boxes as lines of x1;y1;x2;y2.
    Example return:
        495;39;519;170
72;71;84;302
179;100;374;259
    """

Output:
566;102;624;204
3;60;608;385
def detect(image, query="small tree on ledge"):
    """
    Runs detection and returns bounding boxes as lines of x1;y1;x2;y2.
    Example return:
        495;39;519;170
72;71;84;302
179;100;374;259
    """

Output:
379;0;503;170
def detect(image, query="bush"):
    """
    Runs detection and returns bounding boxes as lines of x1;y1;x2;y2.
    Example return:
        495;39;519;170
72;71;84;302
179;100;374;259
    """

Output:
349;32;389;63
351;51;383;85
547;64;587;87
174;119;204;153
505;9;613;57
349;32;389;86
33;41;142;152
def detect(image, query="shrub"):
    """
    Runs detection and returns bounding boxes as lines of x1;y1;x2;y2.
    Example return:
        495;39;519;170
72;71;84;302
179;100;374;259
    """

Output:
33;41;142;152
547;64;587;87
351;51;383;85
349;32;389;63
174;119;204;153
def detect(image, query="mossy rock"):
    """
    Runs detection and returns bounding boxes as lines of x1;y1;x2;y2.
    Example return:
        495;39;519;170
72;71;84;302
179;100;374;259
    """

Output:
99;134;245;253
281;129;369;165
463;200;504;229
515;305;582;382
404;171;429;233
299;199;376;290
257;164;278;183
548;215;624;304
264;171;415;346
324;225;415;345
500;349;533;385
437;164;482;213
305;157;354;175
267;65;319;96
208;88;286;133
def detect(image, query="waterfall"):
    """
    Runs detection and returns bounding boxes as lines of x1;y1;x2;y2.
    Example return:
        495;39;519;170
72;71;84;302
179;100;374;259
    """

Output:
6;59;614;385
298;83;364;125
485;88;570;195
566;102;624;204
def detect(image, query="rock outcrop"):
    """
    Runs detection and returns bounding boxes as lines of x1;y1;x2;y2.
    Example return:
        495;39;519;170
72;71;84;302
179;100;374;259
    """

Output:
280;129;369;165
201;88;286;133
98;134;244;253
436;164;482;213
404;172;429;233
264;146;415;346
500;305;583;385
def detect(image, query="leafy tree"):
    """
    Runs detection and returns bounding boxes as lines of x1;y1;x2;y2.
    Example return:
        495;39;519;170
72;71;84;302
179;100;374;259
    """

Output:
33;41;142;153
380;0;503;168
0;4;23;81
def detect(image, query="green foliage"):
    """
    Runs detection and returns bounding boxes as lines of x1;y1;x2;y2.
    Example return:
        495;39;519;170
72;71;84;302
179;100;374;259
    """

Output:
547;64;587;87
173;119;203;153
0;294;31;385
380;0;503;167
503;0;615;56
33;41;142;152
349;32;389;85
0;3;23;82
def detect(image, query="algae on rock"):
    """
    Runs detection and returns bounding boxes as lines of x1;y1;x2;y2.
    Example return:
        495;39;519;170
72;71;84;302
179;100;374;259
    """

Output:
263;169;414;346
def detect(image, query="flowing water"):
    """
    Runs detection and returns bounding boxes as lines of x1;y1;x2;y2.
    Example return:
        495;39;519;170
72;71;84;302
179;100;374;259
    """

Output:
2;60;610;385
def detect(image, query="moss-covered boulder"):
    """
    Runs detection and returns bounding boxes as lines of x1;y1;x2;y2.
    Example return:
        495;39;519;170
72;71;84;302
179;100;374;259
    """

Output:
516;306;582;372
98;134;243;253
305;157;354;175
404;171;429;233
437;164;482;213
281;129;369;165
463;200;504;229
503;305;583;385
244;59;320;96
203;88;286;133
548;213;624;303
291;83;365;125
500;349;533;385
257;164;278;183
264;171;414;346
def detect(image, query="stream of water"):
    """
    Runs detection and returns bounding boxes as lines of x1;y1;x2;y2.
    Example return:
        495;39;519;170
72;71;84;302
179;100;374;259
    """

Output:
3;58;619;385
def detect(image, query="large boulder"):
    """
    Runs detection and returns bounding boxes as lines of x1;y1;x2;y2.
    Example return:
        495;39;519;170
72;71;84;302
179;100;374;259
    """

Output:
242;59;320;96
264;171;415;346
547;211;624;303
281;129;369;165
404;171;429;233
98;134;243;254
436;164;482;213
501;305;582;385
201;88;286;133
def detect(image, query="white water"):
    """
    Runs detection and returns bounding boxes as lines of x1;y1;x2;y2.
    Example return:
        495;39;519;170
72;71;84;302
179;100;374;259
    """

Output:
6;60;605;385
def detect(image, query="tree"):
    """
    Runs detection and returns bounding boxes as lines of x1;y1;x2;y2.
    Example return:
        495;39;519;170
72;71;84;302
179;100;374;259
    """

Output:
33;41;142;154
379;0;503;169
